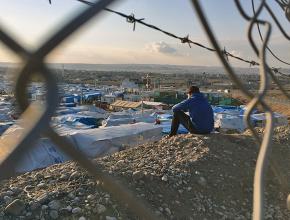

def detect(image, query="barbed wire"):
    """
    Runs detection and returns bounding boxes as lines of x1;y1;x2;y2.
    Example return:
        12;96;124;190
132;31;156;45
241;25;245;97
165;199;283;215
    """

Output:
68;2;290;218
275;0;288;9
0;0;158;218
51;0;290;78
252;0;290;66
1;1;289;219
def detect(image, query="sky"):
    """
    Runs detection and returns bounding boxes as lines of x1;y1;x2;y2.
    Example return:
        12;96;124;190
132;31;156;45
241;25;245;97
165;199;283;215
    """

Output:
0;0;289;67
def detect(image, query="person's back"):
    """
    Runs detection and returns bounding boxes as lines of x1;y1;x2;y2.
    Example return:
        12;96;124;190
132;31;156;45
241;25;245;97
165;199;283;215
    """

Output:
170;86;214;136
186;93;214;133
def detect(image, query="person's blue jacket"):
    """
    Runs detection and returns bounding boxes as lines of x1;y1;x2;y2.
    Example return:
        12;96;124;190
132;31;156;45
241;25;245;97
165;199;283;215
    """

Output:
172;93;214;133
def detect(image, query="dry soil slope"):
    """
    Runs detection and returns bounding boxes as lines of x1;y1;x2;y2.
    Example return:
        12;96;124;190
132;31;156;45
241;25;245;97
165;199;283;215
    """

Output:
0;127;290;219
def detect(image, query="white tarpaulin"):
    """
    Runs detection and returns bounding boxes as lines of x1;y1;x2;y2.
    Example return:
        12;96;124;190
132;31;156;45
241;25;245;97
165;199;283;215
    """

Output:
69;123;162;158
215;111;288;132
2;122;162;174
251;112;288;127
215;114;246;132
102;112;156;127
0;122;14;135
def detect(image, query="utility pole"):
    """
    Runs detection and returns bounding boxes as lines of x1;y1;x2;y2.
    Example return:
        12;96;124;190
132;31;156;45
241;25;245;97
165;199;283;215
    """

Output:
146;73;149;90
80;83;83;105
141;87;144;115
62;64;65;82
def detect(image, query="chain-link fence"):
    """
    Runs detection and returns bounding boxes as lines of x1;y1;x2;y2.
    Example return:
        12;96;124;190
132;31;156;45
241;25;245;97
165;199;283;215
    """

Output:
0;0;290;219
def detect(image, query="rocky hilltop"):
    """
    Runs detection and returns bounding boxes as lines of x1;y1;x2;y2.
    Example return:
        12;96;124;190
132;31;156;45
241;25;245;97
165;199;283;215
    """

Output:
1;127;290;219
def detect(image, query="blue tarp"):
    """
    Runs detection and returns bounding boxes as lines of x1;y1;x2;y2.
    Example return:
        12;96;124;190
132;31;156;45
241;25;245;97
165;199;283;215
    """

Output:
161;122;188;134
78;117;99;128
61;94;81;103
215;105;241;110
53;114;100;129
56;108;79;115
156;113;188;134
60;103;76;107
239;107;258;116
62;96;75;103
73;95;81;103
212;105;258;116
83;92;102;101
114;92;124;98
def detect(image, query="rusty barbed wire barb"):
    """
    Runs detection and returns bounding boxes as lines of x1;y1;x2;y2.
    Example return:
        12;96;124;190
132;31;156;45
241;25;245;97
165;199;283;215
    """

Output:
190;0;288;219
0;0;158;219
250;60;259;67
252;0;290;66
126;13;145;31
67;0;289;77
181;35;192;48
72;0;290;79
222;47;229;61
272;67;280;73
1;0;290;219
235;0;290;103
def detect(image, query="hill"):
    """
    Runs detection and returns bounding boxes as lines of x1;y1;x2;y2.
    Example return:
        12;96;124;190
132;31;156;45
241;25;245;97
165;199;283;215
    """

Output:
0;127;290;219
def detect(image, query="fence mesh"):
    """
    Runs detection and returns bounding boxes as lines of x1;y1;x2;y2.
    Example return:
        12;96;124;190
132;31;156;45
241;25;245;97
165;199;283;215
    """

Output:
0;0;290;219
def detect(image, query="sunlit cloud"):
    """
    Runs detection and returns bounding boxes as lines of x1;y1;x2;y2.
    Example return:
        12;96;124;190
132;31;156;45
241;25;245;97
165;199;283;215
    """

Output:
145;41;178;55
229;50;242;57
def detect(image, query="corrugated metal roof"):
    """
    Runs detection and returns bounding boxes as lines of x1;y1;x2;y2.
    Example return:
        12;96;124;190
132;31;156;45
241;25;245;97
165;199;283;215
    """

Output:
111;100;141;108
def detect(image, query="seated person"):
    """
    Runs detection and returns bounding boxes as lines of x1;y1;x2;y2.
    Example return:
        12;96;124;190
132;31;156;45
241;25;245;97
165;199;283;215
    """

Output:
169;86;214;137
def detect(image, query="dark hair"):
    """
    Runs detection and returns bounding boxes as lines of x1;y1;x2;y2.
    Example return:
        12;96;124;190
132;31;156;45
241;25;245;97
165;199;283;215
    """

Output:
187;86;200;94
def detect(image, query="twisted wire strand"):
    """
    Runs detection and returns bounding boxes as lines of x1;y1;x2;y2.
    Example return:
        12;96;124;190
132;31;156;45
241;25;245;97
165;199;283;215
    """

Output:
190;1;277;219
71;0;290;75
0;0;158;218
243;1;274;219
0;0;289;219
237;2;290;217
241;1;273;142
264;3;290;40
0;26;30;58
275;0;288;9
234;0;290;219
73;0;290;85
252;0;290;66
236;1;290;101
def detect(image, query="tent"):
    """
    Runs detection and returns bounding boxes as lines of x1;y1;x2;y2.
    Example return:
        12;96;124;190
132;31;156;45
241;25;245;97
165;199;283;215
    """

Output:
2;123;162;174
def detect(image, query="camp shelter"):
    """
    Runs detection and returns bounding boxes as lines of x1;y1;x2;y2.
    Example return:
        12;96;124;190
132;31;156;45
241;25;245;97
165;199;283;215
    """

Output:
143;101;168;110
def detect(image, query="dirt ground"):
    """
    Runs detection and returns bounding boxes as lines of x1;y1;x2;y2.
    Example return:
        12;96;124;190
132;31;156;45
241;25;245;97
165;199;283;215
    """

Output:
0;126;290;219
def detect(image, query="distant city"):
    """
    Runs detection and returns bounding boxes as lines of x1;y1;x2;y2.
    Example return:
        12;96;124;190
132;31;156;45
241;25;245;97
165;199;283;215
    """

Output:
2;62;290;75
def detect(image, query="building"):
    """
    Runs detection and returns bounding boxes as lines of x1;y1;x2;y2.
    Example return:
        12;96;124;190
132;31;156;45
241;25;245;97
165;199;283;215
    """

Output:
101;94;117;104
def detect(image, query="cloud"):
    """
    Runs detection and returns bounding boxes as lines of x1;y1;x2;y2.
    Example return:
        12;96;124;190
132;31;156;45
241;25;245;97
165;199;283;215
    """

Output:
229;50;242;57
145;41;177;55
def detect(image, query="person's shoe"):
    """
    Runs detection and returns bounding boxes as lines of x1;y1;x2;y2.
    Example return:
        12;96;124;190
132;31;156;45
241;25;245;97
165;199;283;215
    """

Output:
165;134;174;138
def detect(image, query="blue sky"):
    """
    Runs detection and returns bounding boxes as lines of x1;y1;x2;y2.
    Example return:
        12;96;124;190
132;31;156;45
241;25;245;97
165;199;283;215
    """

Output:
0;0;289;67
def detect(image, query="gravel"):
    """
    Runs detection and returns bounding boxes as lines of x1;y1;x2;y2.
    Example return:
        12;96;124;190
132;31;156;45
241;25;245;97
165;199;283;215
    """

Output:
0;126;290;219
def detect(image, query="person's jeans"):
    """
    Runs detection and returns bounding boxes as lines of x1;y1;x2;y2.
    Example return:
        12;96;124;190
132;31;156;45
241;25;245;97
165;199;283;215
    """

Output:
169;111;198;136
